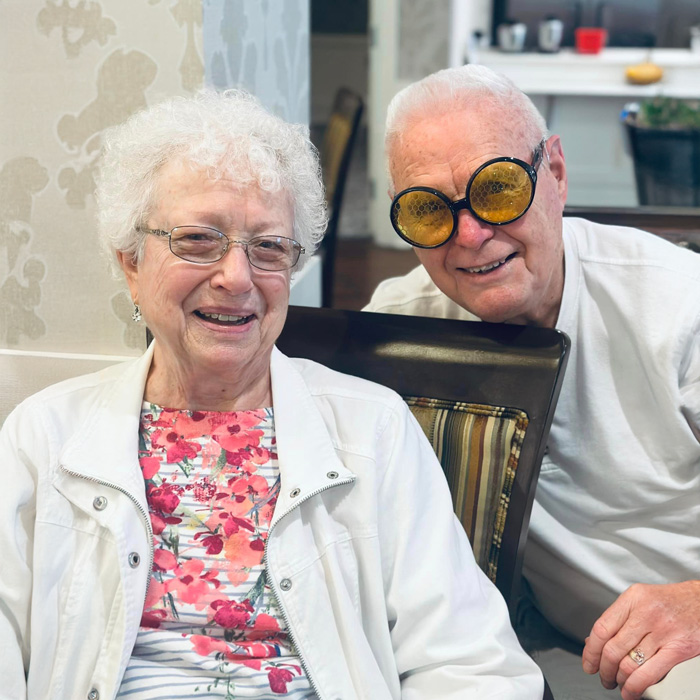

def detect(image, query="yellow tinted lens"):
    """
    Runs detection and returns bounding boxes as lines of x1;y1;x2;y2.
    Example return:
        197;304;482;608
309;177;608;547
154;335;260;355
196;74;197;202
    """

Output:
393;191;453;246
469;162;533;223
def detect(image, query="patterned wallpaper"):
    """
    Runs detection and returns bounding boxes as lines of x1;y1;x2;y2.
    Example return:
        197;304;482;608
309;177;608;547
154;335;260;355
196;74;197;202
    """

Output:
0;0;309;356
203;0;310;124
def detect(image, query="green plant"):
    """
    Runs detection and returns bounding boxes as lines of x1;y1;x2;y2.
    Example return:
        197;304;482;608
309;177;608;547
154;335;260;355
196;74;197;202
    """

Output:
636;97;700;129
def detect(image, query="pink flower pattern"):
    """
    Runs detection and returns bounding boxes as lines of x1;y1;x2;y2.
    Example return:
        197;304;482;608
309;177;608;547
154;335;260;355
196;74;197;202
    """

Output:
137;405;307;696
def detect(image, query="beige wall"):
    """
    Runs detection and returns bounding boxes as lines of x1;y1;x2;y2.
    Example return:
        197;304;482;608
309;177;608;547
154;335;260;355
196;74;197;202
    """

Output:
0;0;309;357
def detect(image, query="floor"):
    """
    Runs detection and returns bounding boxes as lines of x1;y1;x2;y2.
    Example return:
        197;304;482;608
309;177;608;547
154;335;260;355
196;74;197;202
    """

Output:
331;238;417;310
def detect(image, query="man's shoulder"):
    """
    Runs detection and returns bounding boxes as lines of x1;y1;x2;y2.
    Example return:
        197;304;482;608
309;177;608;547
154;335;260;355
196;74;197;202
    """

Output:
565;217;700;279
364;265;478;320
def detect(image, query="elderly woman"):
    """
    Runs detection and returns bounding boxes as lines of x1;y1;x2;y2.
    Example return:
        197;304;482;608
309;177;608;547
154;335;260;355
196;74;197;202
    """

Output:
0;91;543;700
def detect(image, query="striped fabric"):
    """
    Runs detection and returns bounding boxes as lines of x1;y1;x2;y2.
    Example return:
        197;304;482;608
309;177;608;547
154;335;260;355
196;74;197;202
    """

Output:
404;397;529;584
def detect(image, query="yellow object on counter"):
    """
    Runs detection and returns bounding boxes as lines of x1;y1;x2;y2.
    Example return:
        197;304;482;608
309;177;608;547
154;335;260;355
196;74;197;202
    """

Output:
625;62;664;85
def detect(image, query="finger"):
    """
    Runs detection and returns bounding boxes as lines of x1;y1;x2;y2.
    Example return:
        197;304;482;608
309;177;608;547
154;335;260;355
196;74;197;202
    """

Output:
615;634;659;689
594;624;649;688
583;599;634;673
620;648;683;700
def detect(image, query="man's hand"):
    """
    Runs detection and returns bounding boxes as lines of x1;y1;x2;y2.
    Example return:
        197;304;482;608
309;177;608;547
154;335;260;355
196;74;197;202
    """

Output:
582;581;700;699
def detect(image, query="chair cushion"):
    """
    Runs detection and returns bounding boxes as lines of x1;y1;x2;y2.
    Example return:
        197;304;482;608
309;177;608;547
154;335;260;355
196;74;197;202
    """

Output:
405;396;529;583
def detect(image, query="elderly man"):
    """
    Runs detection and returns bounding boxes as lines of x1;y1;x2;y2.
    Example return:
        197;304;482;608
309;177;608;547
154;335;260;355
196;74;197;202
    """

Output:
365;64;700;700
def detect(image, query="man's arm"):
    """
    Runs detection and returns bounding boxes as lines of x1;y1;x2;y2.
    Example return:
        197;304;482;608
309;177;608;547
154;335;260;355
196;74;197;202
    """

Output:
582;322;700;700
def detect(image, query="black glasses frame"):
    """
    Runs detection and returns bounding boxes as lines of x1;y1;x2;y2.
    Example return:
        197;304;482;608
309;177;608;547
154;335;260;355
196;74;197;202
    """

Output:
138;225;305;271
390;139;547;249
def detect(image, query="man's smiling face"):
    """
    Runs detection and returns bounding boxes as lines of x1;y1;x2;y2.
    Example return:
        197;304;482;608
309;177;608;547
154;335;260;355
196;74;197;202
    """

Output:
389;104;569;327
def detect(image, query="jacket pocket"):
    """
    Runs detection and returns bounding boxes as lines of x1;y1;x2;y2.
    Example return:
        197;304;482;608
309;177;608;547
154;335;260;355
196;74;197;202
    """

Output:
34;520;121;699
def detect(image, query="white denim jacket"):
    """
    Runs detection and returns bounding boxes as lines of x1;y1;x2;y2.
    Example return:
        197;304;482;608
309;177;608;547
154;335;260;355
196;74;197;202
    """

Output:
0;345;543;700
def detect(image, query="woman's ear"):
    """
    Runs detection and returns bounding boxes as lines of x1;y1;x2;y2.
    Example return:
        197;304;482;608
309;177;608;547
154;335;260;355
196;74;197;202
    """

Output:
546;135;568;206
116;250;139;303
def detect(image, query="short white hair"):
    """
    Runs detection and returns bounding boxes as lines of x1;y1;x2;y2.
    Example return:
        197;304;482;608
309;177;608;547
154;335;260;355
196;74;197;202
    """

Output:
385;65;548;192
96;89;327;275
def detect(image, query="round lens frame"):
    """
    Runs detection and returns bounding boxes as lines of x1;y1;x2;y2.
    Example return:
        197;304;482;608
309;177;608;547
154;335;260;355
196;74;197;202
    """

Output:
390;155;539;250
468;158;537;224
390;188;456;248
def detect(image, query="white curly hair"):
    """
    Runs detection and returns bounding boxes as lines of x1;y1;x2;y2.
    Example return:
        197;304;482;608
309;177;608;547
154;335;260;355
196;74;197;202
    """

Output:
96;89;327;274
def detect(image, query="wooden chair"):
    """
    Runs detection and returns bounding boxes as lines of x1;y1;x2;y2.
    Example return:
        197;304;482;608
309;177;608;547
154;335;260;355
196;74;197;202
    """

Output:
277;306;570;618
319;88;364;307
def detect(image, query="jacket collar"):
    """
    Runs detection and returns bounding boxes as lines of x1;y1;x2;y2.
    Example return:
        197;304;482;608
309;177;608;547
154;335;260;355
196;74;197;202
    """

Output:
269;347;354;526
58;343;353;516
59;343;155;502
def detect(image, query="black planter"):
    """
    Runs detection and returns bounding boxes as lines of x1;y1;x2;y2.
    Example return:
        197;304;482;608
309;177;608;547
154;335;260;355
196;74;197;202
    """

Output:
624;120;700;206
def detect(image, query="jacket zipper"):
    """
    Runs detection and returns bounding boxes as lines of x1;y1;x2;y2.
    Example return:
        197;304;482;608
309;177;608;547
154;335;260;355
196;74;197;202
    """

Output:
60;467;155;600
264;477;354;700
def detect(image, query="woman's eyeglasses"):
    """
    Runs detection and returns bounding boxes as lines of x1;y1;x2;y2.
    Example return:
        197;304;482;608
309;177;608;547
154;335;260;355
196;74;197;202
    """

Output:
390;139;547;249
138;226;305;271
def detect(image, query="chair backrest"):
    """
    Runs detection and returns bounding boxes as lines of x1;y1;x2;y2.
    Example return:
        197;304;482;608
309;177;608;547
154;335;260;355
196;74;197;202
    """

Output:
277;306;570;615
0;349;133;426
319;88;364;307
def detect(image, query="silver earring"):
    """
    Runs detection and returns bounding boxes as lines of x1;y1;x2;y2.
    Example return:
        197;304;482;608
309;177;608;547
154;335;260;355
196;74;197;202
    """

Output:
131;304;142;323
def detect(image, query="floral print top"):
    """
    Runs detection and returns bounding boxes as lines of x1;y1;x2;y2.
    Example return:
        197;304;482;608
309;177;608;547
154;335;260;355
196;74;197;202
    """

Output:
117;404;315;699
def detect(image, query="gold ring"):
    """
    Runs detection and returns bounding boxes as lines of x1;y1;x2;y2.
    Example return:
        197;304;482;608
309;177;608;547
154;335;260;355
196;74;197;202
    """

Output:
629;647;646;666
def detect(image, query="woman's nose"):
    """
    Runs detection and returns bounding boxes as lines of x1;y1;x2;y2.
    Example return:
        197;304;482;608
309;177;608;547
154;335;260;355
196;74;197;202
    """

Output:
210;244;254;293
453;210;495;249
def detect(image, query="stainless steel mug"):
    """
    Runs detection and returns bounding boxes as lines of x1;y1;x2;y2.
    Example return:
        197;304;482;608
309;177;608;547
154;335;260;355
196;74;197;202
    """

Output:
498;21;527;52
538;17;564;53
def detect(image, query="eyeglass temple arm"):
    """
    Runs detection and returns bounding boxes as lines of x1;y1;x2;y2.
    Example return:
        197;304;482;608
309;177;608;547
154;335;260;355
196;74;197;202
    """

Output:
138;227;170;238
532;138;549;170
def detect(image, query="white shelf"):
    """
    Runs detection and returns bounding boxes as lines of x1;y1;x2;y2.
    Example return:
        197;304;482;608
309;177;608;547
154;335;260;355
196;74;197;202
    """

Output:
475;48;700;98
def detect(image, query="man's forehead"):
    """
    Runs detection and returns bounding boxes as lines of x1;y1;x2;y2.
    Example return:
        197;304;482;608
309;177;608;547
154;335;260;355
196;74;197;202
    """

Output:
395;105;531;160
389;110;533;192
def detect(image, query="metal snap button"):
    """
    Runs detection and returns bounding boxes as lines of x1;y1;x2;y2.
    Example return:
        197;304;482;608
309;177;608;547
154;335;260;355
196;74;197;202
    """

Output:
87;689;99;700
289;488;301;498
128;552;141;568
92;496;108;511
280;578;292;591
326;471;339;480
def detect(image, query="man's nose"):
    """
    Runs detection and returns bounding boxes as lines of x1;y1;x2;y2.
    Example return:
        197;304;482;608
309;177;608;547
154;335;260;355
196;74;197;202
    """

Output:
453;210;495;249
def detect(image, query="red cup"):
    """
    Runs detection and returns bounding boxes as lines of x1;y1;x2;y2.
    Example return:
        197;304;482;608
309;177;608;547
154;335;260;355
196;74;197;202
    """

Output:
575;27;608;54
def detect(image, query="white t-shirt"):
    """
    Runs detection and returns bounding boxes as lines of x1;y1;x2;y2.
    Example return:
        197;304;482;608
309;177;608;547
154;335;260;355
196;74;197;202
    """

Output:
366;217;700;642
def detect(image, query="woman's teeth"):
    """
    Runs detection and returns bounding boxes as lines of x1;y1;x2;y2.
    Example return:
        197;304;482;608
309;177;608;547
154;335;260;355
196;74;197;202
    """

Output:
199;311;252;324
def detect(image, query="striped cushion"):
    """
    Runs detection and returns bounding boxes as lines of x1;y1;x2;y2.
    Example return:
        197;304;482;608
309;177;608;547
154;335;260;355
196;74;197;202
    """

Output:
405;396;529;583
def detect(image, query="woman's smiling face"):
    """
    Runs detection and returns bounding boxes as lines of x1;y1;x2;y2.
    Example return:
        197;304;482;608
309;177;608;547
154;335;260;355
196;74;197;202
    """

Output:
119;161;293;405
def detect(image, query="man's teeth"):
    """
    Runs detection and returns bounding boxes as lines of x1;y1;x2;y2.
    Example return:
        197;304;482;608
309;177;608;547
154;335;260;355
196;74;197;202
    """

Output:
466;257;509;274
201;312;249;322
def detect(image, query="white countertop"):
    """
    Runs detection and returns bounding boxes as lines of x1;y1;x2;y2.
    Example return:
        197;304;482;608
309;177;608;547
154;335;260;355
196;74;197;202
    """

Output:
473;48;700;98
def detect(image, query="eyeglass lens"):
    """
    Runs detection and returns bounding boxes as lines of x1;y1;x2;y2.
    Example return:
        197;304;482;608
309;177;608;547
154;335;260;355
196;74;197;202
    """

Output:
393;191;454;247
470;161;534;223
169;226;300;270
391;160;535;247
